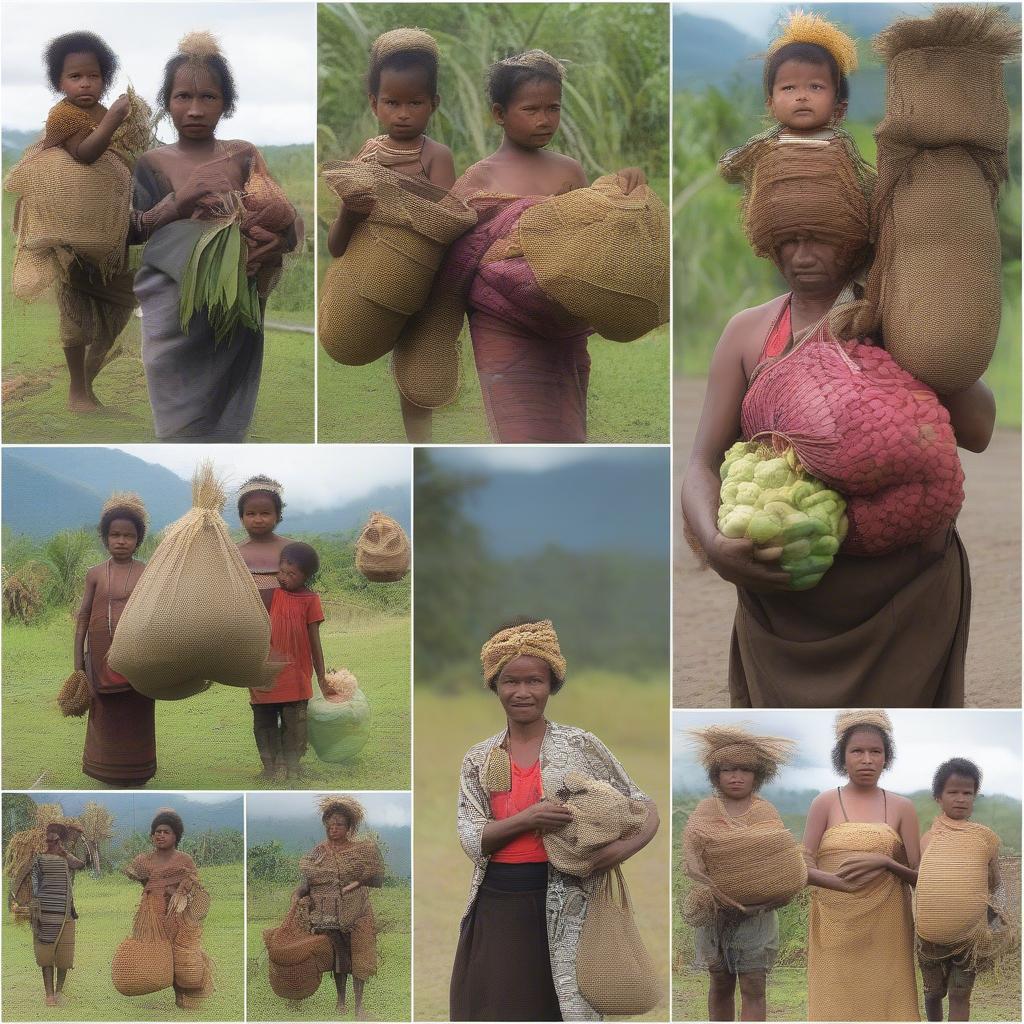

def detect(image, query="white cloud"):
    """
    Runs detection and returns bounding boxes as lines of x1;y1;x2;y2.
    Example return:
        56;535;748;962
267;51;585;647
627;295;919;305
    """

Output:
247;791;412;829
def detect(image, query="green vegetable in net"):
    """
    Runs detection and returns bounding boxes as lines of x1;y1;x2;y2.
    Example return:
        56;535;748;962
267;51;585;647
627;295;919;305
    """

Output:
307;689;371;763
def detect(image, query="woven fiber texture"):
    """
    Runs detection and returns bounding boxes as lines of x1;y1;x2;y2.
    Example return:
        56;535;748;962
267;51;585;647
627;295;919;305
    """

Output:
517;174;669;342
682;797;807;927
108;463;280;697
744;140;870;269
834;708;893;740
688;724;796;783
807;822;919;1021
111;897;173;996
370;27;438;63
741;321;964;555
916;815;999;954
576;866;662;1015
56;670;91;717
5;88;152;301
318;161;476;366
543;772;648;877
481;618;566;686
355;511;410;582
269;956;323;1000
264;904;334;967
300;840;384;932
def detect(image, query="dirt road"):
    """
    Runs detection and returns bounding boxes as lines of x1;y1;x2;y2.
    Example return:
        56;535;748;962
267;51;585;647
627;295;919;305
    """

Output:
673;376;1021;708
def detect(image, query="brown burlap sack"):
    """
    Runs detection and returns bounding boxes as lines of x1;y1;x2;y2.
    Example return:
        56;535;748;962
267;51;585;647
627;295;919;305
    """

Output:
355;512;410;582
263;905;334;967
269;956;323;1000
172;944;207;989
108;463;281;698
518;175;669;342
56;670;91;717
318;161;476;366
544;773;648;878
111;937;174;996
576;866;662;1015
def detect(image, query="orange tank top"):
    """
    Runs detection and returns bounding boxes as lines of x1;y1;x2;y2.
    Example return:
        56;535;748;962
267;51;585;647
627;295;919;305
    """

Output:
489;759;548;864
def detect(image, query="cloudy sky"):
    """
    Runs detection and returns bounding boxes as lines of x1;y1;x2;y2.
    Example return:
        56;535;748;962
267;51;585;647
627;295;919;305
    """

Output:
247;791;411;830
674;710;1022;799
427;444;663;474
2;3;314;145
114;444;410;513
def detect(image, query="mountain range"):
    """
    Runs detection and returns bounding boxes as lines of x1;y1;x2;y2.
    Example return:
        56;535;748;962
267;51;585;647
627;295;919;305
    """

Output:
33;792;244;835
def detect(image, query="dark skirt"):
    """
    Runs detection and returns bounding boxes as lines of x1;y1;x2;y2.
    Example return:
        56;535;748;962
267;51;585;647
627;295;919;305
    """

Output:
450;862;562;1022
82;688;156;787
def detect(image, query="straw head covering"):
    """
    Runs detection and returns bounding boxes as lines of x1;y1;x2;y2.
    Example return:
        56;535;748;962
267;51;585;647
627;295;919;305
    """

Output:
495;49;566;80
833;708;893;740
481;619;566;686
319;795;365;832
237;475;284;502
101;491;149;530
688;724;797;786
370;27;439;65
767;10;859;77
177;30;222;61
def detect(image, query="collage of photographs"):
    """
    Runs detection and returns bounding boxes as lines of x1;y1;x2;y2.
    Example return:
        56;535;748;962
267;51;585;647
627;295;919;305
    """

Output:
0;1;1020;1023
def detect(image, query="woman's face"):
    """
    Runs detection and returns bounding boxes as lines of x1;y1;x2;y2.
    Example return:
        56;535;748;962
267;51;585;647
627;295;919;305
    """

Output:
241;493;279;538
45;828;62;851
494;655;552;725
844;728;887;786
717;764;756;800
776;234;851;297
325;813;350;842
151;824;177;850
169;67;225;142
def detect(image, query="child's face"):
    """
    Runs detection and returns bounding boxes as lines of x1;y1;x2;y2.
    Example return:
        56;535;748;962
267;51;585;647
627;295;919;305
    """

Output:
767;58;842;132
277;557;306;592
717;764;756;801
241;494;279;538
105;517;140;560
60;52;105;109
169;67;225;143
938;773;977;820
151;824;177;850
844;728;887;785
371;67;438;143
493;78;561;150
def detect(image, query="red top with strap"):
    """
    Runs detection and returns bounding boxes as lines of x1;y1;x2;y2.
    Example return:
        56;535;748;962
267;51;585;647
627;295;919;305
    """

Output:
759;295;792;361
489;759;548;863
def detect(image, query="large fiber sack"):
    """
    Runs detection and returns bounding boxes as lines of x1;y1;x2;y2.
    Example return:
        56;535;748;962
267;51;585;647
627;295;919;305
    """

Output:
355;511;410;582
269;957;322;1000
518;175;669;342
172;944;207;990
576;866;662;1015
307;688;371;763
742;323;964;555
544;773;648;878
112;937;174;996
318;161;476;366
108;464;281;698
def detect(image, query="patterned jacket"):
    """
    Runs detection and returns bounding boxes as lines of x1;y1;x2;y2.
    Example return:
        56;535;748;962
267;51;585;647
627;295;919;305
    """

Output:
457;719;648;1020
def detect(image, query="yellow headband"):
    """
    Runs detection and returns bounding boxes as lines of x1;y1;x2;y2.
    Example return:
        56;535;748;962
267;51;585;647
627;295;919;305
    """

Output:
481;619;566;685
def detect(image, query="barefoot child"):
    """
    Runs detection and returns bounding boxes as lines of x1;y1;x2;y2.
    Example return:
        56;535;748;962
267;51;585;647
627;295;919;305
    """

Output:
917;758;1004;1023
6;32;151;412
683;726;804;1022
251;541;327;781
235;475;293;611
327;28;456;443
74;493;155;786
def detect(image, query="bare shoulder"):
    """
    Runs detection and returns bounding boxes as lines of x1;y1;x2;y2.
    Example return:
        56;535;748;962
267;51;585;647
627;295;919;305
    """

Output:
721;294;787;339
422;136;453;162
455;159;494;193
808;788;837;814
888;791;916;812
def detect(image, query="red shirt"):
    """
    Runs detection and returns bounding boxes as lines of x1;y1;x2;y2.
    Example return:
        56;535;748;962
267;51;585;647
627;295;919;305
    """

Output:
251;588;324;704
489;759;548;863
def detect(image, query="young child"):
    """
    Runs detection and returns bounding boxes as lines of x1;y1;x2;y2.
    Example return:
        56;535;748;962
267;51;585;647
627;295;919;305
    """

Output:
74;492;155;786
917;758;1004;1023
235;475;293;611
251;541;327;781
328;28;456;444
6;32;150;412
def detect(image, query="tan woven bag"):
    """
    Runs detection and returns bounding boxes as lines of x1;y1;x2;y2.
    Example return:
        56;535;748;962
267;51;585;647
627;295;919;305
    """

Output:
355;511;410;583
108;463;281;698
576;866;662;1015
111;897;174;996
56;670;91;717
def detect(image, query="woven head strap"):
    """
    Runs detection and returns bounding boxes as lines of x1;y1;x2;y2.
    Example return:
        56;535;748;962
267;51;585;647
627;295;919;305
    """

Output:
237;475;284;501
767;10;859;77
834;708;893;740
481;618;566;685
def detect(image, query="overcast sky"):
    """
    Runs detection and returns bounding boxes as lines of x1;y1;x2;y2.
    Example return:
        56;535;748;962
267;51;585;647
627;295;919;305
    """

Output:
2;2;314;145
425;445;663;474
115;444;410;513
674;710;1022;798
247;791;411;830
675;2;783;39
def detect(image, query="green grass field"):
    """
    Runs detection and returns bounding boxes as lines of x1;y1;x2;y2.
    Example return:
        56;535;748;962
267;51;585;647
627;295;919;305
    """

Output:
316;324;670;444
246;880;410;1022
1;602;409;791
413;673;670;1021
1;863;244;1022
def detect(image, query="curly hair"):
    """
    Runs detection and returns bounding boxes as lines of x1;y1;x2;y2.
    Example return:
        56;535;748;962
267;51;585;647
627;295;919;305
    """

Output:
319;795;365;833
150;809;185;845
280;541;320;582
44;31;119;92
932;757;982;799
99;505;146;546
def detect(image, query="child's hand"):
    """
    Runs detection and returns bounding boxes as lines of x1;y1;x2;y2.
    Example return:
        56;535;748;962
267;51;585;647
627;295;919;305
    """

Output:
615;167;647;194
108;94;131;125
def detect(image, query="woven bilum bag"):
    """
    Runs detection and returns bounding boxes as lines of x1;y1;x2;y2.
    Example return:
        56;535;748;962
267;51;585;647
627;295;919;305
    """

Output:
111;897;174;996
108;463;281;698
681;797;807;927
834;6;1020;393
544;773;649;877
576;866;662;1015
318;161;476;365
5;89;152;301
518;175;669;341
741;322;964;555
56;670;91;717
355;511;410;582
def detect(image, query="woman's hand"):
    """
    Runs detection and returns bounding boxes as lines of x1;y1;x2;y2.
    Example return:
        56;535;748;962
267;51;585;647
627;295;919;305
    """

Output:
739;896;790;916
834;854;890;887
518;800;574;833
341;191;375;217
587;838;632;875
615;167;647;194
707;534;792;592
175;166;238;218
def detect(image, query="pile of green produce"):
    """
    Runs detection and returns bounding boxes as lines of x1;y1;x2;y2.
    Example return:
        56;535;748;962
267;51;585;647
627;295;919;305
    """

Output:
717;441;848;591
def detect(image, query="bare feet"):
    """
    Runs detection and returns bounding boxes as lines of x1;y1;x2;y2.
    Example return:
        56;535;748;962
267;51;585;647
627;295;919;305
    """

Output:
44;995;57;1007
335;999;346;1015
67;388;100;413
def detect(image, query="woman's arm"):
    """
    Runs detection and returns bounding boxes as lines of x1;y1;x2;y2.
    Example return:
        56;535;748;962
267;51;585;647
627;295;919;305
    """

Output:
291;878;310;904
480;801;574;856
307;621;326;695
940;379;996;453
587;799;659;874
802;792;862;892
681;311;793;593
73;569;98;672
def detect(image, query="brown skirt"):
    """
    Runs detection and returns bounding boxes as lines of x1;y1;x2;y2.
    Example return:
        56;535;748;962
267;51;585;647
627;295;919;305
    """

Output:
730;527;970;707
34;919;75;969
82;686;157;786
450;862;562;1022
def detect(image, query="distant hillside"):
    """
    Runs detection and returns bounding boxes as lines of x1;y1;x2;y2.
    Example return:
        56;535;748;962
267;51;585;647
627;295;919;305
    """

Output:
2;447;409;539
2;127;39;160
